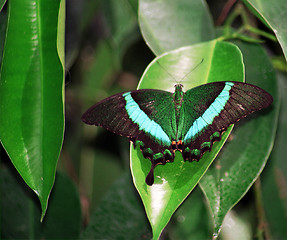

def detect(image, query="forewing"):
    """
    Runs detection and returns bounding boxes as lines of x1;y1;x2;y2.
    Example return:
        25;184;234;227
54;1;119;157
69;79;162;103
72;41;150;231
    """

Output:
82;89;177;185
180;81;273;161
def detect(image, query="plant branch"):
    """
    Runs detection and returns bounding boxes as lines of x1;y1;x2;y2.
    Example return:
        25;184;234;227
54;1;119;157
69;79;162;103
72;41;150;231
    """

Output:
220;3;277;43
254;177;272;240
216;0;237;26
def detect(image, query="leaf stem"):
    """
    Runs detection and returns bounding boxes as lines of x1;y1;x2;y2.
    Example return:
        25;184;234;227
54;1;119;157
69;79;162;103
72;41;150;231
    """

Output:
271;56;287;72
254;177;272;240
220;3;277;43
216;0;237;26
245;25;277;41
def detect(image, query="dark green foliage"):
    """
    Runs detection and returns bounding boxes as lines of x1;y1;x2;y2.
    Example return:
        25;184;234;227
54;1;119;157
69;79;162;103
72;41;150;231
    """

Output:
0;0;286;239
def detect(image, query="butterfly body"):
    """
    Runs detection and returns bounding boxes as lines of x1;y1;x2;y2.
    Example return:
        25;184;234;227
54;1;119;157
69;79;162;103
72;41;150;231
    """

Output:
82;82;273;185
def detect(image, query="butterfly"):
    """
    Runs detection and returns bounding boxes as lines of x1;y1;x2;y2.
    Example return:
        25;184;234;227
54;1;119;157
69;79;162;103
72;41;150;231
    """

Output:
82;81;273;185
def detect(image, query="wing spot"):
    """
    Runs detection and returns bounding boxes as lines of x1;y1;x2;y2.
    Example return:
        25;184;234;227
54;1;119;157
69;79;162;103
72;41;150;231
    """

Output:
143;148;153;159
135;140;144;148
164;149;172;158
210;131;221;141
153;153;163;160
201;141;211;150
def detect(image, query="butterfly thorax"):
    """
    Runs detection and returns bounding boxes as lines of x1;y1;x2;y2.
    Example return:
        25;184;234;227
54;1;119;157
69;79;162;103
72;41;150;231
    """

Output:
173;84;184;127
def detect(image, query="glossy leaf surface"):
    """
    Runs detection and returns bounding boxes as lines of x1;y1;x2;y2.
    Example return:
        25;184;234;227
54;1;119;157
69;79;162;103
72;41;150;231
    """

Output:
0;0;65;217
243;0;287;61
130;40;244;239
0;9;6;64
139;0;215;55
199;42;279;238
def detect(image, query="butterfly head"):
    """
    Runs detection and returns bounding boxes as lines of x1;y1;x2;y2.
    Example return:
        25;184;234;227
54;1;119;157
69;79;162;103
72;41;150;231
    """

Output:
174;84;184;92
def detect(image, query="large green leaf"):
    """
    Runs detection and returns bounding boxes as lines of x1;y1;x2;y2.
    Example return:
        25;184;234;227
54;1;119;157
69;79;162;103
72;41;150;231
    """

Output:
81;171;152;240
199;42;279;238
65;0;100;69
168;187;211;240
0;167;81;239
81;0;140;104
130;40;244;239
103;0;140;58
262;74;287;239
0;5;7;64
0;0;65;218
81;40;121;106
139;0;215;56
243;0;287;61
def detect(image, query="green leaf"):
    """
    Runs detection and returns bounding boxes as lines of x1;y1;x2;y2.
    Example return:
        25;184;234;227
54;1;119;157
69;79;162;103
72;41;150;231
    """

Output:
139;0;215;55
130;40;244;240
199;42;279;238
79;149;124;210
81;171;152;240
103;0;140;58
65;1;100;69
0;0;65;218
81;0;140;104
81;40;121;106
243;0;287;61
36;172;82;239
168;187;211;240
0;0;6;12
0;6;7;64
262;73;287;239
0;167;82;239
220;210;253;239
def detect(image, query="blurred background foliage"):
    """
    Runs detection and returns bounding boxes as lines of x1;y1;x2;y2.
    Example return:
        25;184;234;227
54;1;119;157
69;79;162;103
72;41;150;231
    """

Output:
1;0;286;239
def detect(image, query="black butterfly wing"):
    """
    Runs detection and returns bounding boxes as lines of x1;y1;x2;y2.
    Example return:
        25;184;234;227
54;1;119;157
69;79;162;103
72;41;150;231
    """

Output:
180;81;273;161
82;89;177;185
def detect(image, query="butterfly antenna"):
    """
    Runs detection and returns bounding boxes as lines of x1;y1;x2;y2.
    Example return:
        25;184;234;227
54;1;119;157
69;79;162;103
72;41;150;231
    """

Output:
180;58;204;82
156;58;204;83
156;61;178;82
